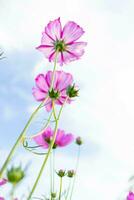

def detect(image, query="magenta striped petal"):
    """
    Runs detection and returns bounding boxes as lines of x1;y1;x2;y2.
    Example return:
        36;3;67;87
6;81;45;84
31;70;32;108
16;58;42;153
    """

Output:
36;45;54;59
35;74;49;92
62;21;85;43
32;87;46;101
45;18;62;41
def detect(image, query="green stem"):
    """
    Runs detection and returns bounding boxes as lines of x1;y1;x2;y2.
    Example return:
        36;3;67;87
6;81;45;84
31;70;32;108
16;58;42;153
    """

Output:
65;179;72;200
50;51;59;91
27;102;59;200
59;177;63;200
69;146;81;200
10;185;15;200
0;99;47;178
52;150;55;195
30;110;53;139
50;152;53;200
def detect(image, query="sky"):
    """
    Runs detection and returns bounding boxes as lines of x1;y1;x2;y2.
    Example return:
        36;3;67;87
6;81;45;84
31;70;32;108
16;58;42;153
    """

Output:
0;0;134;199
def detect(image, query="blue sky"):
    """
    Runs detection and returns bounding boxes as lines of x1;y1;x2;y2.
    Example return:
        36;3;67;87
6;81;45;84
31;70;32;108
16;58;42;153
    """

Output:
1;0;134;199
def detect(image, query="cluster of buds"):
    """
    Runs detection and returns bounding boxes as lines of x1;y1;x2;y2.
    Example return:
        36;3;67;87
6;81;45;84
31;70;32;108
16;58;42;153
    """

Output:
57;169;75;178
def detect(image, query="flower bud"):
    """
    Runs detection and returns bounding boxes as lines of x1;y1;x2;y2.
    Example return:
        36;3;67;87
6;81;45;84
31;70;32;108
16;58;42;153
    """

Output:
76;136;83;145
57;169;66;177
67;170;75;178
66;84;79;98
51;192;56;198
49;88;59;99
7;166;25;185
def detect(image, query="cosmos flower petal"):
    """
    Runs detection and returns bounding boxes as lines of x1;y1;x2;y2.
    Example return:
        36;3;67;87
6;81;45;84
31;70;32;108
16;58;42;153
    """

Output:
0;197;5;200
0;179;7;186
66;41;87;57
36;45;54;59
41;31;54;45
42;126;53;138
62;21;85;43
56;129;65;142
56;71;73;91
32;87;46;101
55;130;74;147
59;134;74;146
45;101;53;112
127;192;134;200
45;17;62;41
35;74;49;92
33;134;49;149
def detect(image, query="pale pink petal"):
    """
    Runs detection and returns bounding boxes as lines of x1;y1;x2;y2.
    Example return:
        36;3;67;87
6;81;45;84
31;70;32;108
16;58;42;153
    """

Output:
66;41;87;58
45;100;52;112
56;71;73;91
45;18;62;41
45;71;52;87
33;134;49;149
41;31;54;46
55;99;63;105
0;179;7;186
62;21;85;43
32;87;46;101
35;74;49;92
49;52;64;66
36;45;55;59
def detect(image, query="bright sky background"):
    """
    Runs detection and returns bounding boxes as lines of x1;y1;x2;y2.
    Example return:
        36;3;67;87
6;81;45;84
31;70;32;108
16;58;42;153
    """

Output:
0;0;134;199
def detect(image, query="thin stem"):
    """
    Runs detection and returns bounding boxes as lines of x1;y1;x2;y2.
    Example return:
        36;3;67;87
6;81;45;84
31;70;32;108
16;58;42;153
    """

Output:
27;102;59;200
69;146;81;200
50;152;53;200
29;110;53;139
0;98;48;178
65;179;72;200
59;177;63;200
52;150;55;195
50;50;59;91
10;185;15;200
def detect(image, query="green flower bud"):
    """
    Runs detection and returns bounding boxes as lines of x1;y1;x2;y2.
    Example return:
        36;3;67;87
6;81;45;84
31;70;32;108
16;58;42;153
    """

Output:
76;136;83;145
57;169;66;177
7;166;25;185
51;192;56;198
49;88;59;99
66;84;79;98
67;170;75;178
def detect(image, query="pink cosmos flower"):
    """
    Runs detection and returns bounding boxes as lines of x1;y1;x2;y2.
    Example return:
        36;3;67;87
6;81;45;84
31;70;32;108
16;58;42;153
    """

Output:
33;126;74;149
0;197;4;200
32;70;73;112
0;179;7;186
36;18;87;65
127;192;134;200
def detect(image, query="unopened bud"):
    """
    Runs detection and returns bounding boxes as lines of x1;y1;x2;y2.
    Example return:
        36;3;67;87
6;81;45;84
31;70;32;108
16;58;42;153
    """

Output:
57;169;66;177
51;192;56;198
76;137;83;145
7;166;25;185
66;84;79;98
67;170;75;178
